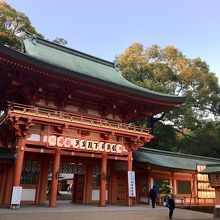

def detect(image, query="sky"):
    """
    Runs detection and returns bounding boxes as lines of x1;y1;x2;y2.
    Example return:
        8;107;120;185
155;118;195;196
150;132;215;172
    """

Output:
5;0;220;80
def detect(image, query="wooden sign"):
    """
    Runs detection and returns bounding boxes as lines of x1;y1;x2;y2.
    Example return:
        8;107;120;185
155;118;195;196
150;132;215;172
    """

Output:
10;186;22;209
209;174;220;187
48;135;125;154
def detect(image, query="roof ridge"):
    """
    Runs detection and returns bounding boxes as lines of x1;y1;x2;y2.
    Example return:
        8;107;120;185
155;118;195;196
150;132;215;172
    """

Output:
25;32;115;68
138;147;220;162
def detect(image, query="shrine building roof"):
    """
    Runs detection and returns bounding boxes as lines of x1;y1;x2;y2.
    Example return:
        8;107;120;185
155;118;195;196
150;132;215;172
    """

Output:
0;147;15;160
18;34;185;104
134;147;220;171
202;164;220;174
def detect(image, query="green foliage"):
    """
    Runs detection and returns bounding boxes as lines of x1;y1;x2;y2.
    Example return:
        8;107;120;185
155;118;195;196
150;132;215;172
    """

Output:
0;2;67;50
177;121;220;156
117;43;220;156
117;43;220;122
158;180;173;198
52;37;68;46
0;1;41;50
145;123;177;151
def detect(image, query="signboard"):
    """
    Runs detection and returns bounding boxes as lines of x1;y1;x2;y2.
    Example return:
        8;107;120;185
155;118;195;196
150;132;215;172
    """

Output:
48;135;126;155
10;186;22;209
197;164;215;199
209;174;220;187
128;171;136;197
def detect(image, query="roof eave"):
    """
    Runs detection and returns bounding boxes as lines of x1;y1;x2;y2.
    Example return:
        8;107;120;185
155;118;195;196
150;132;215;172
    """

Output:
0;45;185;105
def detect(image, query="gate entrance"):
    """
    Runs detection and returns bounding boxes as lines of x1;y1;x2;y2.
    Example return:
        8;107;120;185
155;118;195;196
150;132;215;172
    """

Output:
20;159;129;206
115;172;127;205
74;174;85;203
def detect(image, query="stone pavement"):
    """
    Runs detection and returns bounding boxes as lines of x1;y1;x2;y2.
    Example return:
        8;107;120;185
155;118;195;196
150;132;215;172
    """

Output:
0;201;218;220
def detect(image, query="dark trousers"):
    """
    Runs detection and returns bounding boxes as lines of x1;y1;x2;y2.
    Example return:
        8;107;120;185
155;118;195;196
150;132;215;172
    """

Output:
151;198;156;208
169;208;174;218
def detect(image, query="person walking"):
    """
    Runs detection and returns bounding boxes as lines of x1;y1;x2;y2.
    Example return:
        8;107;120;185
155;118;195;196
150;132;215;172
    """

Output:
149;185;157;208
165;189;171;207
167;192;175;219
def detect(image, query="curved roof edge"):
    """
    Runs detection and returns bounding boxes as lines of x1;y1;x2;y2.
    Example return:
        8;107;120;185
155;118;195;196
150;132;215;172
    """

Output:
134;147;220;171
0;147;15;160
1;35;186;104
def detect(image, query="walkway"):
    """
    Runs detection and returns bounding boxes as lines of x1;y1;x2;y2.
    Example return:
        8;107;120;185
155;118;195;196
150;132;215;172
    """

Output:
0;201;217;220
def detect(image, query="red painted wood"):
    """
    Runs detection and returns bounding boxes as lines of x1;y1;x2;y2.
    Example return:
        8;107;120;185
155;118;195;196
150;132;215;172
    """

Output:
49;149;61;207
100;154;107;206
13;138;25;186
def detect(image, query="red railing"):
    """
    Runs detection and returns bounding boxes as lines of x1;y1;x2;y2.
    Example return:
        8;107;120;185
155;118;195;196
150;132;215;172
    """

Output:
5;102;151;135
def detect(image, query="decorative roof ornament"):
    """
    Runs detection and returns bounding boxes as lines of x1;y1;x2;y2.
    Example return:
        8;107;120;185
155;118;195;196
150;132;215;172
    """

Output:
113;60;120;71
30;34;37;45
23;31;37;45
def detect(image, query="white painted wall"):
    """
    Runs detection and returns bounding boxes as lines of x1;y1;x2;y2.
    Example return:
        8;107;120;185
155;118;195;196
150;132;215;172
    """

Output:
21;189;36;201
91;190;108;201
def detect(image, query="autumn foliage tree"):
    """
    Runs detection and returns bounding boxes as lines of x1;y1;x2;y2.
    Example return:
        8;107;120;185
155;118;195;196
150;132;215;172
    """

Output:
117;43;220;155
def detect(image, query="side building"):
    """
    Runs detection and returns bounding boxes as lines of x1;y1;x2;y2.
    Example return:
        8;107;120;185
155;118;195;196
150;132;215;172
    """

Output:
134;147;220;206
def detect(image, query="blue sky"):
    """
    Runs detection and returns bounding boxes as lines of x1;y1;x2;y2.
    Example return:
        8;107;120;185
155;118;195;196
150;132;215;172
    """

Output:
5;0;220;80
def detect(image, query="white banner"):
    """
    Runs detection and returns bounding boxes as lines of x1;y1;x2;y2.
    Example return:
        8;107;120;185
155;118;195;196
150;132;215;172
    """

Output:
128;171;136;197
11;186;22;209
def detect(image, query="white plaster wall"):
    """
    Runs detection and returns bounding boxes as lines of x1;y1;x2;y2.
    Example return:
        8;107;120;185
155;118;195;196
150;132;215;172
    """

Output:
26;134;40;142
140;196;149;203
91;190;108;201
21;189;36;201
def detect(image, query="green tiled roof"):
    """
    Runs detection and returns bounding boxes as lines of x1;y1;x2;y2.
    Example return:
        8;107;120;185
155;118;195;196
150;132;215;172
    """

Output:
22;35;185;104
0;147;15;160
202;164;220;174
134;147;220;171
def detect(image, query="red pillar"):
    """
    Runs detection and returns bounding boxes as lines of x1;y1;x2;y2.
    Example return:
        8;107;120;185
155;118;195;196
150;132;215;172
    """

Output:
3;165;14;205
13;137;25;186
84;164;92;204
71;176;76;203
37;159;50;204
0;164;8;205
109;167;116;204
49;149;61;207
100;154;107;207
127;151;133;206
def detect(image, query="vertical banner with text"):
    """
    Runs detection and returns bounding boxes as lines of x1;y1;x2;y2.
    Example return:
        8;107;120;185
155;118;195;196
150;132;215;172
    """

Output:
128;171;136;197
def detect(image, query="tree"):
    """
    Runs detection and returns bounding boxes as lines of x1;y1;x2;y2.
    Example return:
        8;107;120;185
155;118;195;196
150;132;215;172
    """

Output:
0;1;41;50
158;180;173;198
177;121;220;156
117;43;220;155
52;37;67;46
0;1;67;50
